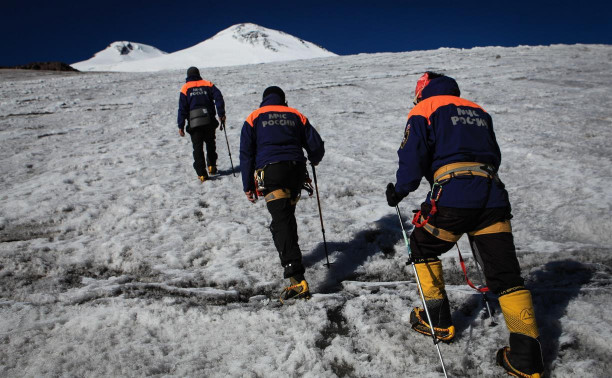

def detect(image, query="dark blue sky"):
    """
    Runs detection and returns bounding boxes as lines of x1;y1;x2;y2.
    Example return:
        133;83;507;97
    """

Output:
2;0;611;66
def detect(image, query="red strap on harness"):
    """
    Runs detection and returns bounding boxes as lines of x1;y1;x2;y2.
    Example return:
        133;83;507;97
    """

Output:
456;244;489;293
412;198;437;227
411;185;441;228
255;180;264;197
411;210;425;227
410;175;491;294
254;174;264;197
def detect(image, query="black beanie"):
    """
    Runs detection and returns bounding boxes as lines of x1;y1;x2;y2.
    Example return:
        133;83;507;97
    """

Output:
187;66;200;77
262;86;286;104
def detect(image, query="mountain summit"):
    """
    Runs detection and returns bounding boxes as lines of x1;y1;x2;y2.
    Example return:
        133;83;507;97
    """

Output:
216;23;330;54
72;42;167;71
71;23;336;72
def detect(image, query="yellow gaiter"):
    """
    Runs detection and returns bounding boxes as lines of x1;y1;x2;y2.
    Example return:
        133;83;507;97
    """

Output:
499;289;539;339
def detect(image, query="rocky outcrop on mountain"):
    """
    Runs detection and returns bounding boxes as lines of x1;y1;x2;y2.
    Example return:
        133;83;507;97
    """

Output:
0;62;79;71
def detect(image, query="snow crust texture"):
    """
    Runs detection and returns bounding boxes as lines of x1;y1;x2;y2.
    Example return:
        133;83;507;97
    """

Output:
1;44;612;377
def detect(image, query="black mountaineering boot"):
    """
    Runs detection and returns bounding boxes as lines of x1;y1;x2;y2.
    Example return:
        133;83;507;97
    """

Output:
497;289;544;377
280;275;311;304
496;333;544;378
410;300;455;342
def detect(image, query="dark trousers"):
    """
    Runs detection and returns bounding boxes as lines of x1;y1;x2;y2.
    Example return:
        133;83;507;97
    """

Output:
410;203;524;295
188;123;217;177
263;161;307;278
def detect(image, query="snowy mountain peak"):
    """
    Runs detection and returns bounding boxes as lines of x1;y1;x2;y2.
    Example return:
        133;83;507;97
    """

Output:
108;41;164;56
72;23;336;72
231;24;285;51
72;41;167;71
213;23;311;53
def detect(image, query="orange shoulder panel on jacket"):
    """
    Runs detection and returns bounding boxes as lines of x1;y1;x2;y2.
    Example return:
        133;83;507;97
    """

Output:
245;105;308;127
407;96;486;124
180;80;214;95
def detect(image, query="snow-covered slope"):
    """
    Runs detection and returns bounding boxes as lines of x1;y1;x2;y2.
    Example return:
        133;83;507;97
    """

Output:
72;41;167;71
2;44;612;377
72;23;337;72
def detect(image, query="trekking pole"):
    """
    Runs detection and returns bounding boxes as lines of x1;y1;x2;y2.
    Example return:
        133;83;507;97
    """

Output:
311;163;331;268
221;121;236;177
467;240;496;321
455;241;495;322
395;205;448;378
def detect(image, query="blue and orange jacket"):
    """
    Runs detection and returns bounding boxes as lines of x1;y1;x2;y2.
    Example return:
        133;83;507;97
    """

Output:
240;94;325;192
177;75;225;130
396;76;509;208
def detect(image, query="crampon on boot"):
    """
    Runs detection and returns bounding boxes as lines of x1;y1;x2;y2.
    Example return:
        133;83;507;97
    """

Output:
410;307;456;342
409;260;455;342
496;346;542;378
279;276;311;304
198;175;208;183
208;166;218;175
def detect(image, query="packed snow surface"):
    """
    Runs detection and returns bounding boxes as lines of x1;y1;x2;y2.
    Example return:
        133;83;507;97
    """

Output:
72;23;337;72
1;44;611;377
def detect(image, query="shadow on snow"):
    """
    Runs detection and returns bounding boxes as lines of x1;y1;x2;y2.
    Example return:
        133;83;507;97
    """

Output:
451;257;598;376
529;259;595;375
302;213;409;293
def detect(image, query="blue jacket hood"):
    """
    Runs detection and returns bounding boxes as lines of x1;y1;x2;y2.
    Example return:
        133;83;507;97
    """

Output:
421;76;461;100
260;93;286;107
186;75;202;82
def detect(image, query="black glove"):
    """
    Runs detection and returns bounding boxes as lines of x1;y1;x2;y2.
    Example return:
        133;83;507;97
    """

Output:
219;121;224;131
386;183;403;207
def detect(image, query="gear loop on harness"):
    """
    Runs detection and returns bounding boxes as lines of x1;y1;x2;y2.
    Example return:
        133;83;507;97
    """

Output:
254;167;266;197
